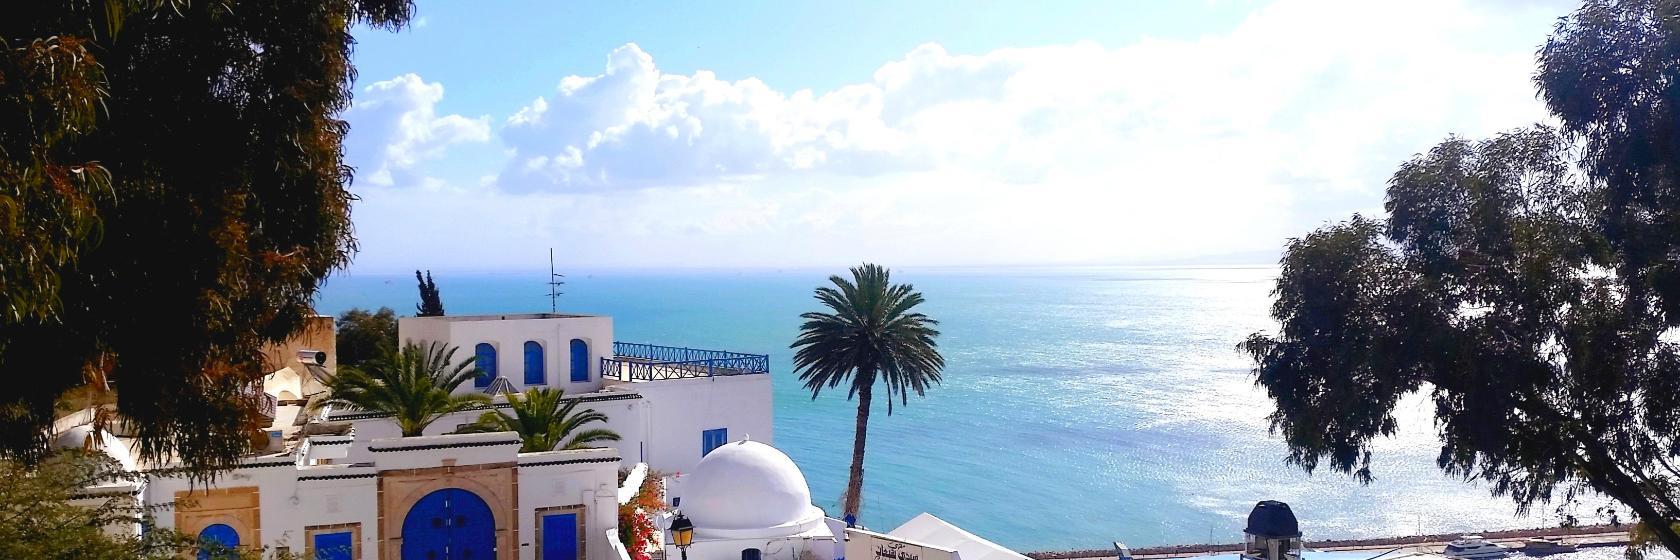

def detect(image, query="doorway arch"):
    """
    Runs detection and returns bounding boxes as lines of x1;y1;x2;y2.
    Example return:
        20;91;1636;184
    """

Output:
400;488;495;559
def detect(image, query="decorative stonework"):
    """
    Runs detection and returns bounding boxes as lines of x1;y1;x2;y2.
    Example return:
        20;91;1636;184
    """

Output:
174;486;261;554
378;462;518;559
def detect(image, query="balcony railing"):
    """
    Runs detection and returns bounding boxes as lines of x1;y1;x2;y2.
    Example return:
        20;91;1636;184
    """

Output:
602;342;769;381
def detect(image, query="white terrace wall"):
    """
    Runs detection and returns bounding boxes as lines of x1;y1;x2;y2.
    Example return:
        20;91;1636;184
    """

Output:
626;374;773;474
398;314;614;395
148;432;623;560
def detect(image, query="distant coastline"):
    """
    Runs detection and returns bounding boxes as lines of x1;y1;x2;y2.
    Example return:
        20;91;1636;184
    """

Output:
1029;524;1632;560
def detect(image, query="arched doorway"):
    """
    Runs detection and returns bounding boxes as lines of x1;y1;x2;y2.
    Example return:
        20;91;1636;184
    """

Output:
401;488;496;560
197;523;239;560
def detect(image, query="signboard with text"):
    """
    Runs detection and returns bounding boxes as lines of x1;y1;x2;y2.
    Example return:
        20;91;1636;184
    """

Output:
845;527;960;560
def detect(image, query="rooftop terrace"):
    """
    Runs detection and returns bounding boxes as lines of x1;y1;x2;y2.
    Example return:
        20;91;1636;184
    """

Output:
602;342;770;381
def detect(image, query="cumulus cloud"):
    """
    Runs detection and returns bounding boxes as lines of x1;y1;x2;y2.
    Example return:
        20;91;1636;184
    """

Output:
345;0;1569;269
344;73;490;187
493;0;1547;196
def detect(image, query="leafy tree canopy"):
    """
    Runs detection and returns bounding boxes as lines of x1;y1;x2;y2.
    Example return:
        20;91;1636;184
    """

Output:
1242;0;1680;554
317;341;489;437
336;306;398;368
0;451;192;560
0;1;413;474
456;387;620;453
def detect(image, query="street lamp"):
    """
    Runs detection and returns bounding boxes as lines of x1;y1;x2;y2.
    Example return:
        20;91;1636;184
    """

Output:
670;511;695;560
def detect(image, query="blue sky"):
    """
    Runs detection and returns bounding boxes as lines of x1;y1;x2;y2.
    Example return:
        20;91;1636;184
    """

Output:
339;0;1573;273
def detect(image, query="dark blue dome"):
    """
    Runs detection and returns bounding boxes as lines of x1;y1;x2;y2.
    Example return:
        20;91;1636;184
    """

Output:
1244;500;1301;538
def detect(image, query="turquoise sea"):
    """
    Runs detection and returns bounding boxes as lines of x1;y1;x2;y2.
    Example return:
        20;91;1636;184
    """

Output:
314;266;1604;552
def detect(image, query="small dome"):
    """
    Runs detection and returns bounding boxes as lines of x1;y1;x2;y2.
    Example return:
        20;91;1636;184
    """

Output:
681;439;823;537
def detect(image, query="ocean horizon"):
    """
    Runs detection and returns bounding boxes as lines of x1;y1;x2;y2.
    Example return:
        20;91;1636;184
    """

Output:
315;265;1603;552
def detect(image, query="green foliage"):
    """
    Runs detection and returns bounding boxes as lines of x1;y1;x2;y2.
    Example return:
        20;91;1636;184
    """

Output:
1242;0;1680;554
317;341;491;437
416;270;445;317
791;263;944;518
457;387;620;452
336;306;399;368
0;450;193;559
0;1;415;476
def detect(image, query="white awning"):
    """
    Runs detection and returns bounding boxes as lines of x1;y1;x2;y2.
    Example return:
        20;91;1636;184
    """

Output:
888;513;1029;560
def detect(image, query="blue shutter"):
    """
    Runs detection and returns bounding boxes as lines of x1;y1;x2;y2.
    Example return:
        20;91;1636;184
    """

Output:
541;512;580;560
702;428;727;456
524;341;545;385
474;343;496;388
312;531;352;560
569;339;589;382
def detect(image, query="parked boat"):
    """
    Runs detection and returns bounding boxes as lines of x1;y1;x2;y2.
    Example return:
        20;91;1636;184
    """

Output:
1444;536;1511;560
1520;537;1577;555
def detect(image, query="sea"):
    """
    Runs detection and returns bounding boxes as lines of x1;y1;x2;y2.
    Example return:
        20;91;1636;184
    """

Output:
314;266;1616;552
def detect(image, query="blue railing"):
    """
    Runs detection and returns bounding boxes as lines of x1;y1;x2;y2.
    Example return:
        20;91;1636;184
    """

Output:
602;342;770;381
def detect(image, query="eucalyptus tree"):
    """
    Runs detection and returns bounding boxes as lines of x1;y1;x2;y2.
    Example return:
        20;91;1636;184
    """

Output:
1242;1;1680;553
791;264;945;520
0;1;414;475
318;342;490;437
457;388;620;453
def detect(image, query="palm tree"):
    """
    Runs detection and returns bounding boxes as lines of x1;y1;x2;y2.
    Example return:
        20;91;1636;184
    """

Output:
790;263;944;521
317;341;490;437
456;387;620;453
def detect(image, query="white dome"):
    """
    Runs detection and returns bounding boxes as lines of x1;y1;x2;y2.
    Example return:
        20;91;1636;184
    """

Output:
681;439;824;537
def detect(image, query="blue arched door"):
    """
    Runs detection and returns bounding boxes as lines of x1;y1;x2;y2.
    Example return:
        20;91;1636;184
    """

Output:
401;488;496;560
197;523;239;560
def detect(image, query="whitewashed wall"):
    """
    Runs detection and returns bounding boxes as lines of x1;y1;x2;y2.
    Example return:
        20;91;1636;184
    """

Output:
629;374;774;475
398;314;614;394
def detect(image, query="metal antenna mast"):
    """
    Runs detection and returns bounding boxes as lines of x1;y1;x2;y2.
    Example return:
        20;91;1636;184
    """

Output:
547;248;565;313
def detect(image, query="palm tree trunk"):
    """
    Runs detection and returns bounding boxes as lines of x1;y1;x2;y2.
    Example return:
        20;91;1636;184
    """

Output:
843;381;872;521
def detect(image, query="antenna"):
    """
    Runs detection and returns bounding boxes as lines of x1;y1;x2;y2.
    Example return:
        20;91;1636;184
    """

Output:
547;248;565;313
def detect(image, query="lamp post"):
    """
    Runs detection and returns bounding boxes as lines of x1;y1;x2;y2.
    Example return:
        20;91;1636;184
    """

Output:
670;511;695;560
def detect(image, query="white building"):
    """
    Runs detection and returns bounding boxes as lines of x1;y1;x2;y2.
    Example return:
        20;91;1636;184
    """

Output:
60;311;777;560
59;310;1027;560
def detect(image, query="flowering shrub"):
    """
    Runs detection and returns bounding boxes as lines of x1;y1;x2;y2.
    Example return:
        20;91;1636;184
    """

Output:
618;470;665;560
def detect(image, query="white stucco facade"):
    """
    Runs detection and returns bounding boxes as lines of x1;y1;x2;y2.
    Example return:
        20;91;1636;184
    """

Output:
57;310;784;560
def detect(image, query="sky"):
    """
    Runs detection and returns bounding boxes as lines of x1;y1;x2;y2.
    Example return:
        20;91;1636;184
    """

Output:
339;0;1575;273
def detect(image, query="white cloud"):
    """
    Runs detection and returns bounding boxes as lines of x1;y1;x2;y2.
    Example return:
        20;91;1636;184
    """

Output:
345;73;490;187
346;0;1568;270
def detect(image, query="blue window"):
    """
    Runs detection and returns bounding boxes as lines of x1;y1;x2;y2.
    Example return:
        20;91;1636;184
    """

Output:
474;343;496;388
311;530;353;560
569;339;590;382
541;512;581;560
197;523;239;560
524;341;546;385
702;428;728;457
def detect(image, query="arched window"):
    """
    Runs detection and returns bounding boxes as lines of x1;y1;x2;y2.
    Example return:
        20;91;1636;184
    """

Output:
524;341;545;385
474;343;497;388
569;339;590;382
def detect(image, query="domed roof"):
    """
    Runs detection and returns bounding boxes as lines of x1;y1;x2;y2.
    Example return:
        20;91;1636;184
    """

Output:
680;439;824;537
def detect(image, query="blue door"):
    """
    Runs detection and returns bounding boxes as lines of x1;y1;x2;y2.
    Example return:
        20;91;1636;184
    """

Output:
401;488;496;560
541;512;580;560
474;343;497;388
569;339;589;382
197;523;239;560
313;531;353;560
